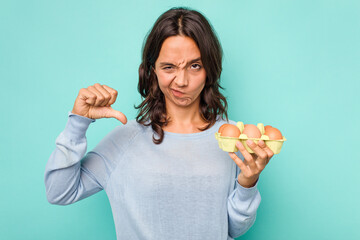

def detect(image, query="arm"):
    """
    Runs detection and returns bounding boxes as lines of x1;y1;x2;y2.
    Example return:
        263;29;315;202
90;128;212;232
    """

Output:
227;164;261;238
44;113;103;205
45;84;127;205
227;139;274;238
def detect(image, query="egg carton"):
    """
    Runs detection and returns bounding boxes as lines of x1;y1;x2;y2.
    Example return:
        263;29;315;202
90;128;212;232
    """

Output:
215;122;286;154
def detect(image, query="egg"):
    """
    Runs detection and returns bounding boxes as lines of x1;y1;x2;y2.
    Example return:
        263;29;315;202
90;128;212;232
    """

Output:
264;126;283;140
218;124;241;138
243;124;261;138
218;124;227;133
264;125;272;132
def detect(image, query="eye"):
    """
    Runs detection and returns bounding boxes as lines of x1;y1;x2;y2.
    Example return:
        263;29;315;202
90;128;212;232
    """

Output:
162;65;174;70
191;64;202;70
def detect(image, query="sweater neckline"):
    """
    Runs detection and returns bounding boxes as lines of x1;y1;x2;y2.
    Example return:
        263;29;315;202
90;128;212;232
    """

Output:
162;119;225;139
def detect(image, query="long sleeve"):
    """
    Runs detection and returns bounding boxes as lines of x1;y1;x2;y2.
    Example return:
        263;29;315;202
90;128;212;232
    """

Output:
44;115;262;239
227;163;261;238
44;112;104;205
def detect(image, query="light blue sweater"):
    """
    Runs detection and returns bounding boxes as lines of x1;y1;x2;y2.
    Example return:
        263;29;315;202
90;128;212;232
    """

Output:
45;113;261;239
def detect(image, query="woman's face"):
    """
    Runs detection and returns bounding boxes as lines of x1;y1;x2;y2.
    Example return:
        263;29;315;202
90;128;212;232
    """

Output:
154;36;206;110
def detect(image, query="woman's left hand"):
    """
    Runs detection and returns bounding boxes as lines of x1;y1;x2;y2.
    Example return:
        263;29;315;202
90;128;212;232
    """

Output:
229;139;274;188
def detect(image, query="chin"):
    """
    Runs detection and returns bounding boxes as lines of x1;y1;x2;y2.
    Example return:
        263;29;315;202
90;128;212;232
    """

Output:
174;98;197;108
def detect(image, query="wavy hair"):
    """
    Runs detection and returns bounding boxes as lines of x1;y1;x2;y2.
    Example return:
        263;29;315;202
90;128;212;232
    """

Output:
135;7;228;144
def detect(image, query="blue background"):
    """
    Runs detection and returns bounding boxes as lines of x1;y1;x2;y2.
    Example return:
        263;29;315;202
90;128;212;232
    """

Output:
1;0;359;239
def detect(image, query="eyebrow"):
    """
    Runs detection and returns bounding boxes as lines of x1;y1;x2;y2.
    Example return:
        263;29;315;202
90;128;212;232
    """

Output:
159;57;202;66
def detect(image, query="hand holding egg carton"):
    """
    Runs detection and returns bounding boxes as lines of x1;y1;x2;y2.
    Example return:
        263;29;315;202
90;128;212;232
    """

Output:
215;122;286;154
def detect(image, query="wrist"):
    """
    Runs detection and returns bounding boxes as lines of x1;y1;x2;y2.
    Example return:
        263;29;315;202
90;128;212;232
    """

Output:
61;111;95;141
237;175;259;188
71;108;86;118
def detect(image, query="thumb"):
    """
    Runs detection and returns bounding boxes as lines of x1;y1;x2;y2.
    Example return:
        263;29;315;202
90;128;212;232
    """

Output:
105;108;128;124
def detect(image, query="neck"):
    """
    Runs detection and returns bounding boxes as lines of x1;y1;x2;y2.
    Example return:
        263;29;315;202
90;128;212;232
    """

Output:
163;100;207;134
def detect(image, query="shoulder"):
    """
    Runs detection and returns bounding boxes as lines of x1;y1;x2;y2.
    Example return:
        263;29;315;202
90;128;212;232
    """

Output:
228;119;237;125
107;119;149;143
92;119;150;154
215;115;237;126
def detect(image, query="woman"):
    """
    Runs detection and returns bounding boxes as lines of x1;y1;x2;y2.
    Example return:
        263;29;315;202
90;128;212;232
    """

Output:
45;7;273;240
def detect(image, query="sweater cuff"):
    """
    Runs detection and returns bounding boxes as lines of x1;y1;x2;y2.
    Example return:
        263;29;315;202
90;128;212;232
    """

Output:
234;179;258;201
62;112;95;141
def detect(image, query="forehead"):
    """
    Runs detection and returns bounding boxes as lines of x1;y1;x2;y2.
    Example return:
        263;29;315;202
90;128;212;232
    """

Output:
157;36;201;64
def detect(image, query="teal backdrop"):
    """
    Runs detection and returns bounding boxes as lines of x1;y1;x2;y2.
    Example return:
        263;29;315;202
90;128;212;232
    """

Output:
1;0;359;239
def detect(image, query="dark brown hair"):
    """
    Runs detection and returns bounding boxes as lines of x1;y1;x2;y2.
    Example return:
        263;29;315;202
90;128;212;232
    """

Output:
135;7;228;144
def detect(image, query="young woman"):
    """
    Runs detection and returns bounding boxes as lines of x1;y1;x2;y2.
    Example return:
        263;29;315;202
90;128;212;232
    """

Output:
45;7;273;240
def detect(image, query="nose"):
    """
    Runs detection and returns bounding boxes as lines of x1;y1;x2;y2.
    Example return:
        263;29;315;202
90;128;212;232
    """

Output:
174;69;188;87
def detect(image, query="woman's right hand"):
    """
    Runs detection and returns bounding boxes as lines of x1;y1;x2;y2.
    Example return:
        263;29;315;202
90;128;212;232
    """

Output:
71;83;127;124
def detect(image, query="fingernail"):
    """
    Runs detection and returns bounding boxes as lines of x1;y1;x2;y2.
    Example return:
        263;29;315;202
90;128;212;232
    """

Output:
246;139;253;145
236;141;244;149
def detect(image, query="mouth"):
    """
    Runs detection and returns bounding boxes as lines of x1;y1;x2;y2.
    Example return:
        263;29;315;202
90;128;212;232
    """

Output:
171;89;185;97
